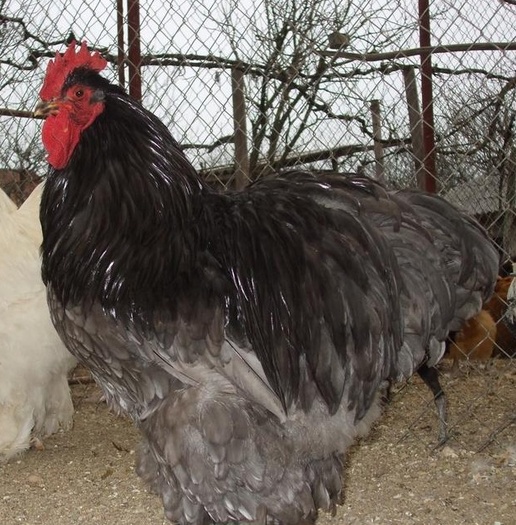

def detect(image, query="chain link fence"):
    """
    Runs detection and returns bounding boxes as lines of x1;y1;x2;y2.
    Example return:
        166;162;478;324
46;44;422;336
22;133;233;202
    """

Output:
1;0;515;450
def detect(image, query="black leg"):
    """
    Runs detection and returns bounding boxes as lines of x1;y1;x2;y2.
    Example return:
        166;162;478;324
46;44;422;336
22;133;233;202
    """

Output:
417;363;448;445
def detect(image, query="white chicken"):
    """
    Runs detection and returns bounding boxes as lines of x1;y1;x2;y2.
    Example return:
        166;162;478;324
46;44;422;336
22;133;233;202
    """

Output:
0;183;77;461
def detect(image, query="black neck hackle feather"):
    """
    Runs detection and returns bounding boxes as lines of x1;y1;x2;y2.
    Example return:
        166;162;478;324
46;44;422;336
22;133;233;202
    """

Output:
41;69;207;313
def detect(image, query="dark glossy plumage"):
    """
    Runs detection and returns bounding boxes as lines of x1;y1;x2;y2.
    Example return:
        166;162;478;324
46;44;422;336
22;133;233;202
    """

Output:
40;67;498;524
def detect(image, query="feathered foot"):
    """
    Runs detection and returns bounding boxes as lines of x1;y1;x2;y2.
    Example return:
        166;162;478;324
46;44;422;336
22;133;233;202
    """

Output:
30;437;45;451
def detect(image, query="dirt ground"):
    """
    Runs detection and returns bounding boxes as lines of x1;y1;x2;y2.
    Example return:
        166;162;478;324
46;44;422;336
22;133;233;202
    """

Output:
1;360;515;525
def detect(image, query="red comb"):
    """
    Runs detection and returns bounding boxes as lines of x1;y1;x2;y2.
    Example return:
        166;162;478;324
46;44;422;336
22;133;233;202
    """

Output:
39;41;108;100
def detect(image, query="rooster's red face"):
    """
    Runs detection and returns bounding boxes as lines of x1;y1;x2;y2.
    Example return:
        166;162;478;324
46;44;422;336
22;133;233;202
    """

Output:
34;41;108;170
35;84;105;169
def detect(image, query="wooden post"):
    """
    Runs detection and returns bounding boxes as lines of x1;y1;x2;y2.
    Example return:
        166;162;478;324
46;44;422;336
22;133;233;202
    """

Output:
231;65;250;189
370;99;385;184
403;66;426;189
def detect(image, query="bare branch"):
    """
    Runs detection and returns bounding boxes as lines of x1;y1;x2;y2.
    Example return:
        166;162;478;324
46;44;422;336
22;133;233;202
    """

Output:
433;66;515;83
0;15;73;70
201;138;412;182
0;108;42;118
182;135;234;153
319;42;516;62
0;15;71;47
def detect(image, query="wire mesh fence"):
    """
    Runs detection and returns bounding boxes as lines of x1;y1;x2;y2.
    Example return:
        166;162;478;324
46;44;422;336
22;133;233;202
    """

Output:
0;0;515;450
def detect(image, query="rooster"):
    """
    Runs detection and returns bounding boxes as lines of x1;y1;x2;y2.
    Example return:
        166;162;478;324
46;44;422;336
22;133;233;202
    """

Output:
35;42;498;524
0;183;76;461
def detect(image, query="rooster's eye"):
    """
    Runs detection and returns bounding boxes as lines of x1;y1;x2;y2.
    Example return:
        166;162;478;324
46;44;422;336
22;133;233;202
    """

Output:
75;89;84;98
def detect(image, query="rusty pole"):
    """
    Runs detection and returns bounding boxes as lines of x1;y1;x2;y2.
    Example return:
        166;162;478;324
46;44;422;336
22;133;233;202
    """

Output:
116;0;125;89
419;0;437;193
126;0;142;102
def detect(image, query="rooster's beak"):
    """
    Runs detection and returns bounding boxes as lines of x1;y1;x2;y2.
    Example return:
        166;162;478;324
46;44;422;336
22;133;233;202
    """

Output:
34;100;60;119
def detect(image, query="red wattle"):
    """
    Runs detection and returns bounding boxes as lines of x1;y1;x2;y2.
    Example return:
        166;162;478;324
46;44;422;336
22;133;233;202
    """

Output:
42;111;81;170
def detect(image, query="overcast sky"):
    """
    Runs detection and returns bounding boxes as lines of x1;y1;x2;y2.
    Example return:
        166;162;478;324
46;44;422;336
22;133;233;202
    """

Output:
1;0;515;172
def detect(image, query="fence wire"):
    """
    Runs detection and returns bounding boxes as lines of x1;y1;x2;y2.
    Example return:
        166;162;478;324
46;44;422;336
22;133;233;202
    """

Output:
0;0;515;449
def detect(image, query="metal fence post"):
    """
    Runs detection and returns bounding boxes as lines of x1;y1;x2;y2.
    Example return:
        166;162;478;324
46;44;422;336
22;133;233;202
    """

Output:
127;0;142;102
